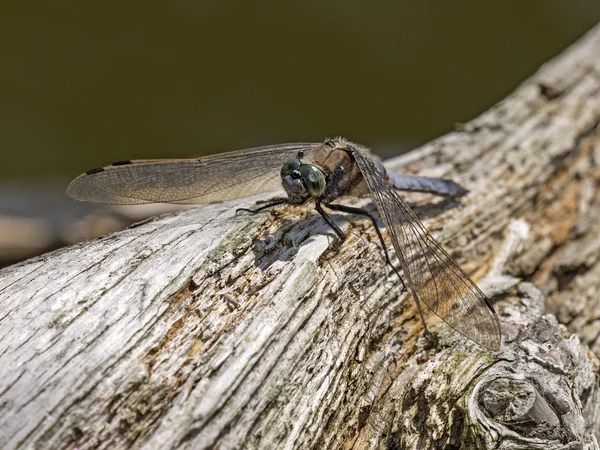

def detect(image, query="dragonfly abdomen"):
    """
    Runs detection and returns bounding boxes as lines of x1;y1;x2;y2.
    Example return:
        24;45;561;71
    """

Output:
386;172;469;197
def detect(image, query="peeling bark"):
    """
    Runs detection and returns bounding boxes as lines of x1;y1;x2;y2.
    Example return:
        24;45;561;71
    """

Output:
2;24;600;450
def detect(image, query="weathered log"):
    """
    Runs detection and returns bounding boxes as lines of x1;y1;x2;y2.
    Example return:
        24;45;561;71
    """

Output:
2;24;600;450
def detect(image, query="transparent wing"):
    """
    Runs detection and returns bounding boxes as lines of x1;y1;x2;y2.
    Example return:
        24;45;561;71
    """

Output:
66;142;321;204
352;150;501;350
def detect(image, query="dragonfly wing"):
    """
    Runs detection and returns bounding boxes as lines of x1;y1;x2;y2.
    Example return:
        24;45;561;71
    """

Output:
66;143;321;204
351;149;501;350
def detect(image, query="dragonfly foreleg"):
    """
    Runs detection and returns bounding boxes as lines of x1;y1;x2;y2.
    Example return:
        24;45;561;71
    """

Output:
325;203;407;293
315;200;347;264
236;198;288;215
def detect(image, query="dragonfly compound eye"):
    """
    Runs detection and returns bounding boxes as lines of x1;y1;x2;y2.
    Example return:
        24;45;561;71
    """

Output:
281;159;302;178
300;164;326;197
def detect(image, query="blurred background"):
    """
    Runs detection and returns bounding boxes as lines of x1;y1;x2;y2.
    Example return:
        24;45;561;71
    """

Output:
2;1;600;266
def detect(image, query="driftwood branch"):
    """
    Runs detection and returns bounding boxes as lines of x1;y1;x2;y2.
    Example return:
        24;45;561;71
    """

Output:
2;24;600;450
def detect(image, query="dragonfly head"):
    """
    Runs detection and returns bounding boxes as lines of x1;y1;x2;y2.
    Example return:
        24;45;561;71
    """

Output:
281;158;326;204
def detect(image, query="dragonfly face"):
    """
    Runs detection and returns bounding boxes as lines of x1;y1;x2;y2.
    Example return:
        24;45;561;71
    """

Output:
66;137;501;351
279;141;369;207
280;158;326;204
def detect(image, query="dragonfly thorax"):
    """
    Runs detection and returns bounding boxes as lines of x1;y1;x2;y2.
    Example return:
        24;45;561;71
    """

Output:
280;158;326;204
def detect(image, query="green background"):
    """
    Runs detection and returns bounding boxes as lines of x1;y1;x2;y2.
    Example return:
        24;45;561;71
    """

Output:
2;1;600;181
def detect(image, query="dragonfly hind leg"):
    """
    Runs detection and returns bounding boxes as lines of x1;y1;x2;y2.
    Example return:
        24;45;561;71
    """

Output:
323;203;408;293
325;203;430;333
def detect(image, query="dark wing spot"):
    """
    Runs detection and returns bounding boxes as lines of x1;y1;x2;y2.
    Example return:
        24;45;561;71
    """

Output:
85;167;105;175
111;160;132;166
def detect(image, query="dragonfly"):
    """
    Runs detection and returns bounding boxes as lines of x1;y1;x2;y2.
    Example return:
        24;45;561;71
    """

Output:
66;137;501;350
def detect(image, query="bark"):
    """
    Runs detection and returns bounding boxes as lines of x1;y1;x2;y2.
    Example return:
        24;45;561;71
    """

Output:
2;24;600;450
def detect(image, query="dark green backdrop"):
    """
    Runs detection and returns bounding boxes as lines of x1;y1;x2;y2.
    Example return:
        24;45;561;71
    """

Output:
2;1;600;181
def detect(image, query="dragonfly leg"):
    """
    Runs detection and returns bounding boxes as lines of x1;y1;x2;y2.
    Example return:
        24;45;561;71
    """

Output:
412;295;429;333
315;200;347;264
325;203;407;293
236;198;288;215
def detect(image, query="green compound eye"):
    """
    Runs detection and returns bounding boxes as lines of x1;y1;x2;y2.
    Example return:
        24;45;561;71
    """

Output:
281;159;301;178
300;164;326;197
